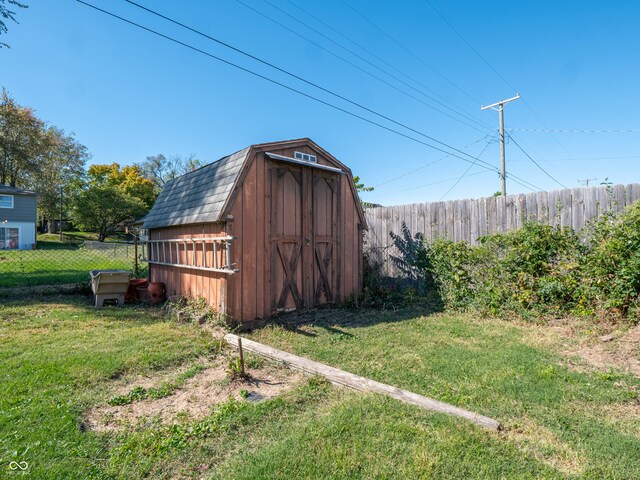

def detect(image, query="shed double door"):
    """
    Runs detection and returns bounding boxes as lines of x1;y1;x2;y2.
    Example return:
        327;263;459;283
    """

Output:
271;163;340;312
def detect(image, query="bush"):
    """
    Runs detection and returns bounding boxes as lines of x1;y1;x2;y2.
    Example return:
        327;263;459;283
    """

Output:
580;201;640;317
391;200;640;321
427;223;583;318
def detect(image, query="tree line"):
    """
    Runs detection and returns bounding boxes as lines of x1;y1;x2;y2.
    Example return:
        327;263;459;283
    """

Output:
0;88;201;241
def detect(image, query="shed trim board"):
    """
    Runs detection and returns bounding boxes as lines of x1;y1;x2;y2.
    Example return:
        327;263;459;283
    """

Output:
145;139;365;323
264;152;345;174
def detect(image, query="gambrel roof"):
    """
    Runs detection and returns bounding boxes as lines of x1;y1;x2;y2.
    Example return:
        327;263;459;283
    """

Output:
142;147;250;229
142;138;366;230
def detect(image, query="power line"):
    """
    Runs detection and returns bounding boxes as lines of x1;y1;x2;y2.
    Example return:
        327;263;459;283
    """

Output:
258;0;491;133
76;0;541;193
342;0;483;106
506;132;568;189
232;0;490;134
282;0;493;132
369;169;492;199
440;138;493;200
509;127;640;134
422;0;585;173
499;132;577;182
119;1;502;178
544;154;640;162
373;134;490;188
123;0;491;157
422;0;515;92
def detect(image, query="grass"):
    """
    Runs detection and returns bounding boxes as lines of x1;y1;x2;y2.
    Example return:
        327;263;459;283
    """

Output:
40;231;134;243
0;235;143;288
0;297;639;478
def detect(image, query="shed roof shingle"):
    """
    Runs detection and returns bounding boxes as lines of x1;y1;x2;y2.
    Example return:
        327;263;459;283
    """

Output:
142;147;249;229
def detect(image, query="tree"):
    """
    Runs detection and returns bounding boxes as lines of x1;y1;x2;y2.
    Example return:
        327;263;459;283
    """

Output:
86;163;156;209
353;175;380;208
31;127;89;233
0;87;44;186
69;162;156;241
139;153;202;192
0;0;28;48
70;185;147;242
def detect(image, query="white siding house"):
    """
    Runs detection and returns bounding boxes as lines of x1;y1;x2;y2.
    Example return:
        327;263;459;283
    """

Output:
0;186;37;250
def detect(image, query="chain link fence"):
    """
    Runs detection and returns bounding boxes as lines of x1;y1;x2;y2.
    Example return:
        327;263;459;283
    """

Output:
0;237;148;289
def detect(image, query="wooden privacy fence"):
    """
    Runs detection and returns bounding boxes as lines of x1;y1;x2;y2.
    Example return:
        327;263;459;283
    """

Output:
365;183;640;276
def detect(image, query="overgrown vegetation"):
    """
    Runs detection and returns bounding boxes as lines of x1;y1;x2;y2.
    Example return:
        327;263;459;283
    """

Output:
164;296;229;327
367;200;640;321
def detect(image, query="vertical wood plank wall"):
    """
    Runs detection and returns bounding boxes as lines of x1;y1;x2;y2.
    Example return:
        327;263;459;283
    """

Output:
149;223;228;312
219;147;363;323
365;183;640;277
150;147;364;323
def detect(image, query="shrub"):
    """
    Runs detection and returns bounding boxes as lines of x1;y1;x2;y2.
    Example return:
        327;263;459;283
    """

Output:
389;222;431;294
370;200;640;321
428;238;475;310
580;201;640;317
425;223;583;318
421;203;640;321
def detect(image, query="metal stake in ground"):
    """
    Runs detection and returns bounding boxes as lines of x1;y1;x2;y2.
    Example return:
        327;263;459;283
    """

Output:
481;94;521;196
237;337;245;376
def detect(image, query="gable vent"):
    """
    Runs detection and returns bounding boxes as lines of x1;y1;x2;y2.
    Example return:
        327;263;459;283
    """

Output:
294;151;317;163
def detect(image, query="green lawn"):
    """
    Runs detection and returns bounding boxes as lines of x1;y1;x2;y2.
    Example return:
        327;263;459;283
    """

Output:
0;237;143;288
1;297;638;479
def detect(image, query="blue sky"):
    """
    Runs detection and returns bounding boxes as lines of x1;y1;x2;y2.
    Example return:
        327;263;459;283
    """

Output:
2;0;639;205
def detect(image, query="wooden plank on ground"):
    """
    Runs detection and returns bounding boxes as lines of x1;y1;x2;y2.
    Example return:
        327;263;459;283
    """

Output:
224;333;502;431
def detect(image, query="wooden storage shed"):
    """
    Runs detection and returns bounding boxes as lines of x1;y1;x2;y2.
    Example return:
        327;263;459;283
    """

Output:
142;138;366;325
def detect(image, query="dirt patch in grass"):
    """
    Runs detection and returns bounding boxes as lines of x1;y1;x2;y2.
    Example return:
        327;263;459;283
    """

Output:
506;417;585;475
86;357;302;431
523;319;640;377
562;325;640;377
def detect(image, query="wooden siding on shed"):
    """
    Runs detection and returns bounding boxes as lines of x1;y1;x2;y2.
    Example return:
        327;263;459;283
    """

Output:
149;223;229;314
149;140;364;324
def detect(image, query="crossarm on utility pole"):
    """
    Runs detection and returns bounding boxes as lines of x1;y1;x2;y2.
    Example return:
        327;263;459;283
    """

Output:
481;94;520;196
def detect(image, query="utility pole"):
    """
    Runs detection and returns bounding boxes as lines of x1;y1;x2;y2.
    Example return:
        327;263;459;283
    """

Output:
481;94;520;196
578;178;597;187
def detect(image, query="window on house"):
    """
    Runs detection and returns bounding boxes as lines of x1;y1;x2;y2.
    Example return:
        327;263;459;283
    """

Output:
0;227;19;249
294;151;317;163
0;195;14;208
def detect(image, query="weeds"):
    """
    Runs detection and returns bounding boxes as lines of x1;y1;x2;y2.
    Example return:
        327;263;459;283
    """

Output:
108;364;206;406
379;200;640;321
164;296;230;327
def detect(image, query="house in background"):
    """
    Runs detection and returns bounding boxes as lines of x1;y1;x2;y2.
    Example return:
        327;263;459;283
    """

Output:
0;185;37;250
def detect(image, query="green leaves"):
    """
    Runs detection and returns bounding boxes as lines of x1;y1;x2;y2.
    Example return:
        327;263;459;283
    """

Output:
423;201;640;320
69;184;147;241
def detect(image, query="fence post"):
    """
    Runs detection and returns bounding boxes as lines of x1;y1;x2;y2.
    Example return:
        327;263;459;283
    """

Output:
134;236;139;278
